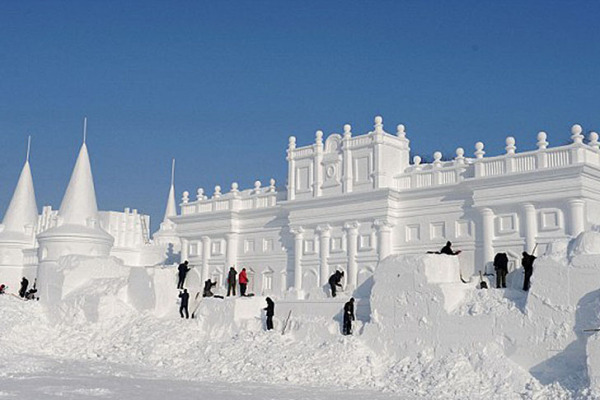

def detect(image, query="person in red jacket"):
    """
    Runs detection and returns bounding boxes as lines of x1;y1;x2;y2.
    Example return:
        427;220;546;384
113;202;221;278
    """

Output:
239;268;248;297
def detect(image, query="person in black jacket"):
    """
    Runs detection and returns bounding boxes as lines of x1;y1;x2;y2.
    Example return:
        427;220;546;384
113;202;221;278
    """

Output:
179;289;190;319
177;261;190;289
493;253;509;289
19;277;29;298
522;251;537;291
440;241;461;255
328;270;344;298
227;267;237;296
203;279;217;297
343;298;355;335
264;297;275;330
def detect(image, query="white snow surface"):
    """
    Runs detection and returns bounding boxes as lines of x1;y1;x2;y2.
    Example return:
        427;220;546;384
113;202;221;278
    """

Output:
2;249;599;399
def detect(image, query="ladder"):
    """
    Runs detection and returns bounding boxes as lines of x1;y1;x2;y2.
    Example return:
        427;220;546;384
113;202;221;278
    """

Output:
139;215;150;245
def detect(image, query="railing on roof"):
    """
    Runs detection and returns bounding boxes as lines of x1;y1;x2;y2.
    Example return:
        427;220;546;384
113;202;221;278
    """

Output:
393;125;600;191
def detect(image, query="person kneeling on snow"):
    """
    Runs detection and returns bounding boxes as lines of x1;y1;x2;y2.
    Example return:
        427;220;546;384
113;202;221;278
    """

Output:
25;288;38;301
179;289;190;319
439;241;461;255
203;279;217;297
343;298;355;335
328;270;344;298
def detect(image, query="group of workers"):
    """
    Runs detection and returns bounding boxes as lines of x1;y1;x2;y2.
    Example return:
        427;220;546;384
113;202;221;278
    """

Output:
175;260;357;334
492;250;537;291
0;277;38;300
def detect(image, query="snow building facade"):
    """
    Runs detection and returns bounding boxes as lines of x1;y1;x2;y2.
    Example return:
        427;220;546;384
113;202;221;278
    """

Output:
173;116;600;299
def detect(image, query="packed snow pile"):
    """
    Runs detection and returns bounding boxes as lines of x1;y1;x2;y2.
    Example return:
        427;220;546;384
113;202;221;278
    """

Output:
5;237;600;398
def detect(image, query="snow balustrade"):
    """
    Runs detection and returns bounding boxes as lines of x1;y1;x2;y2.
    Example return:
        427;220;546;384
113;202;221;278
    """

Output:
394;124;600;190
179;179;282;215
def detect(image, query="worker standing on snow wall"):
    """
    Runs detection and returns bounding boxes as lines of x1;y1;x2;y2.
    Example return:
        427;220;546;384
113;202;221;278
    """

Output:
264;297;275;330
522;252;536;291
227;267;237;296
494;253;509;289
19;277;29;298
179;289;190;319
328;270;344;298
343;298;355;335
177;260;190;289
239;268;248;296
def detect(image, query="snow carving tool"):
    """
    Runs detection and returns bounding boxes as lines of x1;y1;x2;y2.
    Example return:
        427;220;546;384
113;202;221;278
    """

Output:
584;329;600;332
281;310;292;335
191;291;202;319
479;271;488;289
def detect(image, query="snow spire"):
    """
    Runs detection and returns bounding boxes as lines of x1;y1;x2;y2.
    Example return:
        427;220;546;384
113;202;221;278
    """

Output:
57;119;99;226
163;158;177;222
1;137;39;234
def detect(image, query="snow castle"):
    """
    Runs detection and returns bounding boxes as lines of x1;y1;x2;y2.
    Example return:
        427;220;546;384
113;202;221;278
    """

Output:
2;116;600;300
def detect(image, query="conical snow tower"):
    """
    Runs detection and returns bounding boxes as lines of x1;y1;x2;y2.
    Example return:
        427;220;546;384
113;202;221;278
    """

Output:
153;159;181;260
37;119;114;263
0;136;39;287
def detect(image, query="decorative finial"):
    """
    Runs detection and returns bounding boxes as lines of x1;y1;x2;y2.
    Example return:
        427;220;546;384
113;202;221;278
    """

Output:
571;124;584;144
413;155;422;166
537;131;548;150
182;191;189;204
315;130;323;145
83;116;87;144
254;180;261;190
343;124;352;138
269;178;276;192
196;188;205;200
231;182;239;193
374;116;384;133
288;136;296;149
475;142;485;159
589;132;599;149
396;124;406;138
433;151;442;162
505;136;516;155
26;135;31;163
455;147;465;164
170;158;175;187
214;185;222;198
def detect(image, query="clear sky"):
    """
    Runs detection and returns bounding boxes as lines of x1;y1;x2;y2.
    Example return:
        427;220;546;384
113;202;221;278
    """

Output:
1;0;599;231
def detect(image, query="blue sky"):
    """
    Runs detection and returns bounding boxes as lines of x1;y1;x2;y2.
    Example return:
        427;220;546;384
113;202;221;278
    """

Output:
1;0;599;231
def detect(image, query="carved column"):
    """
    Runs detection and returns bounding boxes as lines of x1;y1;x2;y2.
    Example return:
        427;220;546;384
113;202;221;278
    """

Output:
314;131;323;197
181;238;189;261
522;203;537;253
225;233;238;269
290;227;304;295
568;199;585;237
316;225;331;286
342;125;353;194
374;219;394;261
287;137;296;201
480;208;494;268
201;236;211;282
344;221;360;289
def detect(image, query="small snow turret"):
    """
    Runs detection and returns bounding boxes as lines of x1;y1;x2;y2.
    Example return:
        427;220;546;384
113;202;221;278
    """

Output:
37;120;113;262
0;137;39;287
0;137;38;242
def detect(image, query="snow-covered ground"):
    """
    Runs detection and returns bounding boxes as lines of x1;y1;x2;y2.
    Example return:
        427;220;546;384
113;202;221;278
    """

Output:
3;236;600;399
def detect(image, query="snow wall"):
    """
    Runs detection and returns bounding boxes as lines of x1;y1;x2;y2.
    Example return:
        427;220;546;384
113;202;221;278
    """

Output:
363;234;600;394
31;231;600;396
